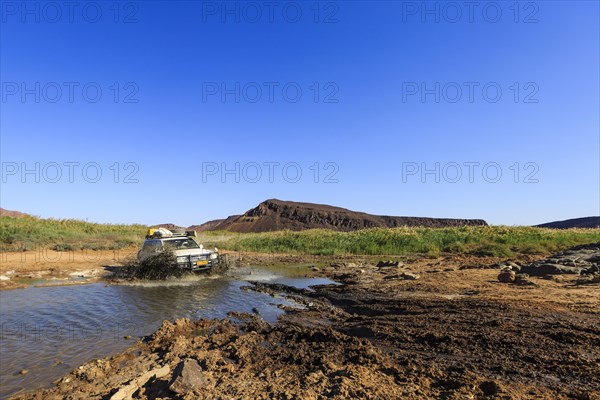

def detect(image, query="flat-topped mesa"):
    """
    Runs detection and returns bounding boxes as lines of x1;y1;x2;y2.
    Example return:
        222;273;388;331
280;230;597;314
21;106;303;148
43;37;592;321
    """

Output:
198;199;487;233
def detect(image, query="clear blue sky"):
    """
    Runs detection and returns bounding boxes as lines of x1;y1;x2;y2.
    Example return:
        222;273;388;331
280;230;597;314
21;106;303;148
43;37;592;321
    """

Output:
1;1;598;226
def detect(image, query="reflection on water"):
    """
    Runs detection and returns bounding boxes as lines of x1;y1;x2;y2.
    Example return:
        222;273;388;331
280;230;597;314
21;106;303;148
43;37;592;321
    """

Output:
0;267;334;399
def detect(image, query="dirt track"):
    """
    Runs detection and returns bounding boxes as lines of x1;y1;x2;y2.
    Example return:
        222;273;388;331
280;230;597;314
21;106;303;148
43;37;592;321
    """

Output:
0;247;138;290
10;250;600;399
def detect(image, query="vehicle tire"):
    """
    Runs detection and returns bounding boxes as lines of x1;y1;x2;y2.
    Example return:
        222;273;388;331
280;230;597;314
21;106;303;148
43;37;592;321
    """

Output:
209;254;229;275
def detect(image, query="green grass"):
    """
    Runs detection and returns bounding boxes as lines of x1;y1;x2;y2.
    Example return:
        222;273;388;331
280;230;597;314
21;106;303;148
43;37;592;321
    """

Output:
1;216;599;258
200;226;600;258
0;216;147;251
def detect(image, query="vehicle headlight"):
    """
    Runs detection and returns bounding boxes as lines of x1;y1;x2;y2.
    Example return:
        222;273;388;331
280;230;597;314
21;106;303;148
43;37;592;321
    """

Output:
176;256;188;263
210;253;218;260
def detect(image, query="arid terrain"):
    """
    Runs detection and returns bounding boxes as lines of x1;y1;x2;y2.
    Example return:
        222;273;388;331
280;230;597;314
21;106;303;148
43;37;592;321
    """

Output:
10;243;600;399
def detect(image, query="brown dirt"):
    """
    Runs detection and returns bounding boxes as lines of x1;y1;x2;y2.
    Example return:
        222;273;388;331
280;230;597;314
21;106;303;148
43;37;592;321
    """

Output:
0;247;139;290
10;250;600;400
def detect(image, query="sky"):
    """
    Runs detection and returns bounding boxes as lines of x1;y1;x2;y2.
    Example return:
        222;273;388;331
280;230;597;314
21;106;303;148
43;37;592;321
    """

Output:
1;0;599;226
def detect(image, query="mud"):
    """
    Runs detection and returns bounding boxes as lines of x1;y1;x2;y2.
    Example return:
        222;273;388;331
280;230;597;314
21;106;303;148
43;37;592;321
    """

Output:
9;247;600;399
0;247;139;290
0;248;231;290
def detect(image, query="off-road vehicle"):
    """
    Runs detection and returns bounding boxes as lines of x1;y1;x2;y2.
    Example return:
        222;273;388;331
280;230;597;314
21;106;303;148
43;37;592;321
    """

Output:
137;229;219;272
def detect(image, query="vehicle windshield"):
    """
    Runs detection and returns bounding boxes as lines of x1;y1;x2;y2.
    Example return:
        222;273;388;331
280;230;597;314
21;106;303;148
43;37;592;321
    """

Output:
163;238;200;250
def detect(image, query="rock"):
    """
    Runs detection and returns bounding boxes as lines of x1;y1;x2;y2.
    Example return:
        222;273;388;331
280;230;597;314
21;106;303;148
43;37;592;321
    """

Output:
580;275;600;284
377;261;401;268
588;255;600;263
311;266;320;272
581;265;599;275
521;263;583;276
111;365;170;400
479;380;502;396
75;359;112;382
19;369;28;375
400;272;419;280
516;244;600;277
459;264;481;270
498;270;516;283
514;273;536;286
498;261;521;272
515;279;537;286
334;273;357;282
508;262;521;272
384;272;420;281
169;358;206;395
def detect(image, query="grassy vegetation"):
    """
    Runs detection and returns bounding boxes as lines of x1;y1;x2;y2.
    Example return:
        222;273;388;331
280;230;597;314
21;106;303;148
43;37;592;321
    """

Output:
1;216;598;257
201;226;600;258
0;216;147;251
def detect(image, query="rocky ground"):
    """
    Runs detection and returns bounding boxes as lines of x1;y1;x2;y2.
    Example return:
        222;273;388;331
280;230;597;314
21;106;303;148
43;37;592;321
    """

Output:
9;244;600;399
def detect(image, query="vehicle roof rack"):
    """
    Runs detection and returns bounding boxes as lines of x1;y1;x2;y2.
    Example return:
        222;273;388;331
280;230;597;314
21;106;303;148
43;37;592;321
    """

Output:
145;228;197;239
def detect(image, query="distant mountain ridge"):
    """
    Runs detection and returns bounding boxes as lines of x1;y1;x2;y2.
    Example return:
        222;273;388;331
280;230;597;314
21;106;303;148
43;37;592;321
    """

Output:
188;219;230;232
195;199;488;233
0;208;29;218
151;223;186;230
536;217;600;229
10;203;595;232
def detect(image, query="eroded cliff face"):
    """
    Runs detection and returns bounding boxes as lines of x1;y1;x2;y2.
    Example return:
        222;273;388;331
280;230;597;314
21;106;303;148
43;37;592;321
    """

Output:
208;199;487;233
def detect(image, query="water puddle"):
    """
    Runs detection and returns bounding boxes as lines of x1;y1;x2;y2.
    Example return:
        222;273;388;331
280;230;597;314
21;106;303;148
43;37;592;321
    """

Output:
0;266;335;399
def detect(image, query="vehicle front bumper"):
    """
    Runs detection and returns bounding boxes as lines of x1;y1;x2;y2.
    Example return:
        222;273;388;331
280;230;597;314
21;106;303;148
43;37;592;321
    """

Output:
175;255;215;271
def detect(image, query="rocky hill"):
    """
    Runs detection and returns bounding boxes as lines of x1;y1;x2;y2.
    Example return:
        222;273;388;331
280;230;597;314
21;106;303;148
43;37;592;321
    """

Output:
0;208;29;218
536;217;600;229
188;219;229;232
151;223;185;230
201;199;487;233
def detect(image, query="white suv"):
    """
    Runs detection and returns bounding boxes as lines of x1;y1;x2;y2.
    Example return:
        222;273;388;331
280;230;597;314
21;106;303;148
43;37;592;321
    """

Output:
137;232;219;272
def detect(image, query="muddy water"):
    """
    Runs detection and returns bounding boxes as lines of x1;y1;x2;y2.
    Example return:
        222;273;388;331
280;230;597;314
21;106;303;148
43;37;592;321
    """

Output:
0;267;334;399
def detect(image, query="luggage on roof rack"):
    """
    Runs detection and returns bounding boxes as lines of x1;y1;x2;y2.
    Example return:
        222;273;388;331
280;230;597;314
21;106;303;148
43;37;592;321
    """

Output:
146;227;173;239
146;228;197;239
